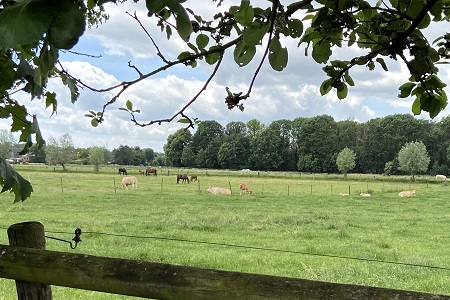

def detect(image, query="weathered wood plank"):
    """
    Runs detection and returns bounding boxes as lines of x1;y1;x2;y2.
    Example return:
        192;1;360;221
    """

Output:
0;244;448;300
7;222;52;300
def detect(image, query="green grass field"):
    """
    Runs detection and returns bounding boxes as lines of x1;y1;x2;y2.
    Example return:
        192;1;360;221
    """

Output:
1;165;449;299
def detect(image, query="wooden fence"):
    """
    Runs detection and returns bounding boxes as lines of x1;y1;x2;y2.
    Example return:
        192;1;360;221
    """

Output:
1;222;449;300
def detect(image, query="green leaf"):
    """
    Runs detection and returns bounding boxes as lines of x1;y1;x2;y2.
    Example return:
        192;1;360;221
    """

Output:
0;0;55;51
178;118;191;124
167;2;192;41
425;75;447;89
0;159;33;202
196;34;209;50
39;45;59;76
288;19;303;38
398;82;416;98
177;51;192;60
376;58;388;71
337;82;348;99
145;0;166;15
234;0;254;26
187;42;199;54
312;42;332;64
234;41;256;67
45;92;57;116
205;46;221;65
126;100;133;111
47;1;86;49
62;76;80;104
412;97;422;115
243;23;268;46
91;118;99;127
344;73;355;86
320;79;332;95
268;37;288;71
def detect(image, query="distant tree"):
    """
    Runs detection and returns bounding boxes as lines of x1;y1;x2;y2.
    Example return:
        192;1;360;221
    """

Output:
181;146;196;168
336;147;356;180
113;145;135;165
29;144;46;163
246;119;265;137
225;121;248;136
297;154;319;173
191;120;224;154
249;128;283;171
89;146;106;173
45;134;76;171
164;129;192;167
0;129;16;159
143;148;155;165
77;148;90;165
218;134;251;169
398;141;430;182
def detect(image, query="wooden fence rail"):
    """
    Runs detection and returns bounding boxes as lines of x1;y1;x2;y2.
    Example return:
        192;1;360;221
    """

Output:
1;222;449;300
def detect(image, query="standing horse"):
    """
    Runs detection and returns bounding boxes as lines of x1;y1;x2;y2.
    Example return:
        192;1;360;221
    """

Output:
118;168;127;175
177;174;190;184
146;167;157;176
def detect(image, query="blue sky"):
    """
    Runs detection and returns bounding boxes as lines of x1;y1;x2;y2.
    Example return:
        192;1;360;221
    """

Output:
3;1;449;153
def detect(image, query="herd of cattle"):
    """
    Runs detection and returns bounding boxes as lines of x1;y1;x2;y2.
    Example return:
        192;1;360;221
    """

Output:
118;167;253;194
118;168;449;197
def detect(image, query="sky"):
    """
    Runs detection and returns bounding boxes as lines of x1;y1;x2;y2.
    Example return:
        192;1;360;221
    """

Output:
3;1;450;153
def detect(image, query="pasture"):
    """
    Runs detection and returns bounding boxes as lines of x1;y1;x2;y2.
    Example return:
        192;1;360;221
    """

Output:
0;164;449;299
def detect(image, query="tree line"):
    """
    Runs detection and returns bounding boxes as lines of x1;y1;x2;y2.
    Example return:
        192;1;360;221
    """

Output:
2;113;448;177
164;114;450;176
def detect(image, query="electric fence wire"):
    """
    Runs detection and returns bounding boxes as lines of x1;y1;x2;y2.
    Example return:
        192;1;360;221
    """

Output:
1;225;449;271
38;228;450;272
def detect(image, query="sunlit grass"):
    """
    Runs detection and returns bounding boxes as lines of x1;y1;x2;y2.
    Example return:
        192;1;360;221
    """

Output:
0;165;449;299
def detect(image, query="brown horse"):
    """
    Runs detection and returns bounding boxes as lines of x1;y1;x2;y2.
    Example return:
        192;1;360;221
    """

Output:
146;167;157;176
190;175;198;182
177;174;190;184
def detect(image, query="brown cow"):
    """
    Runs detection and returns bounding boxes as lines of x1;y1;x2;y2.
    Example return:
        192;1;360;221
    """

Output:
190;175;198;182
138;170;146;176
146;167;157;176
239;183;252;195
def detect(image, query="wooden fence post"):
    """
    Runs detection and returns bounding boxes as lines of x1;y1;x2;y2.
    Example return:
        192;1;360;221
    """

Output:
7;222;52;300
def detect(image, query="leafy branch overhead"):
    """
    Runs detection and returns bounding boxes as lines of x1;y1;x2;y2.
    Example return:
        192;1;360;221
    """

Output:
1;0;450;200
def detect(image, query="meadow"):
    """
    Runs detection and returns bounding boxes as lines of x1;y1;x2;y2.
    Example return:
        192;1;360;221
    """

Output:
0;164;449;299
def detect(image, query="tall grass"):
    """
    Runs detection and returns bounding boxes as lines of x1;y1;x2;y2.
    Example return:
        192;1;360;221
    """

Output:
0;165;449;299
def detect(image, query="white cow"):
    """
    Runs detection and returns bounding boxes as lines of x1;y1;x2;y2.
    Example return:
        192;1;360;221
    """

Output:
360;193;371;197
399;190;416;197
240;169;251;174
435;174;447;181
206;187;231;195
121;176;138;190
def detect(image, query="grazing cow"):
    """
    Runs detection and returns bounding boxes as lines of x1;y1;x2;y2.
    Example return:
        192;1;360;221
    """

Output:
240;169;251;174
399;190;416;197
239;183;252;195
190;175;198;182
435;174;447;181
146;167;157;176
118;168;127;175
360;193;371;197
177;174;190;184
138;170;146;176
206;187;231;195
121;176;137;190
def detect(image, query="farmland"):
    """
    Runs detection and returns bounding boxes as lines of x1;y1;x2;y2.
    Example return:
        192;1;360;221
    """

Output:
0;164;450;299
